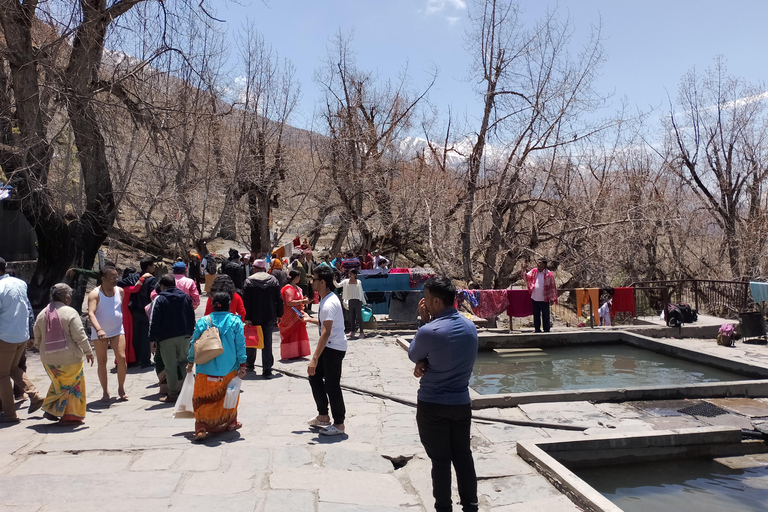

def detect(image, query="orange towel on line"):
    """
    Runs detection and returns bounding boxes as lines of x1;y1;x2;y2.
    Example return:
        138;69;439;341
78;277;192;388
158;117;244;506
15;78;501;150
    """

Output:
575;288;600;324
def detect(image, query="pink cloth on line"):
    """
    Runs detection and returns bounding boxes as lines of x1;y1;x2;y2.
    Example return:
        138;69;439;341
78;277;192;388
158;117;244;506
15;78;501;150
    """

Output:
506;289;533;318
471;290;509;319
44;303;68;353
389;268;409;274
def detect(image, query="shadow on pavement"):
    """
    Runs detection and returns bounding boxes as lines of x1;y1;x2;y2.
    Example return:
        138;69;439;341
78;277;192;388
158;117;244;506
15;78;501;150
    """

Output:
172;430;243;446
27;422;89;434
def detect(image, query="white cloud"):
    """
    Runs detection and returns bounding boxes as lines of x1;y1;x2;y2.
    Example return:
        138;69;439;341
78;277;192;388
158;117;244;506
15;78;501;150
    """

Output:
426;0;467;15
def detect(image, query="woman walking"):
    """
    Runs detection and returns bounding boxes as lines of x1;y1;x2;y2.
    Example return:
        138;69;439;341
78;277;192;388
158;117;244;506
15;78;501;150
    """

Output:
333;269;367;339
187;292;247;442
269;259;288;288
203;274;246;321
279;270;311;360
32;284;94;425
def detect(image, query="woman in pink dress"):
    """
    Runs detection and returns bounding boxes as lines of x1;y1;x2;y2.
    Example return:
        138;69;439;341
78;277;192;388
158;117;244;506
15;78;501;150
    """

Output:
278;270;311;360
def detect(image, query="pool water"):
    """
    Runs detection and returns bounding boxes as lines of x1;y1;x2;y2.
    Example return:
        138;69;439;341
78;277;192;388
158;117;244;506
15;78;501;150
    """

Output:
576;458;768;512
469;343;745;395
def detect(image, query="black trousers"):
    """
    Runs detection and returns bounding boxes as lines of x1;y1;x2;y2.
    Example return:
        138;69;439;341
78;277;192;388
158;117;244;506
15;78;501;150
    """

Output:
532;300;551;332
308;347;346;424
133;314;151;365
348;299;364;334
416;401;478;512
246;324;274;374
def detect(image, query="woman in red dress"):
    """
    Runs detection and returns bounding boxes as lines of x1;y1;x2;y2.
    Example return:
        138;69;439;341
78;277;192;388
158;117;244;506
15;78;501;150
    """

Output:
278;270;311;359
203;274;246;321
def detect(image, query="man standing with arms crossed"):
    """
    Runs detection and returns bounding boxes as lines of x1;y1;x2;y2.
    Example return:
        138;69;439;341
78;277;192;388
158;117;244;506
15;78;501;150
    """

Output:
88;265;128;401
409;276;479;512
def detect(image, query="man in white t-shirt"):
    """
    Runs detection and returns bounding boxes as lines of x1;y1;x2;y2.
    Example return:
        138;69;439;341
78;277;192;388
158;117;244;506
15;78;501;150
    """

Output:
303;266;347;436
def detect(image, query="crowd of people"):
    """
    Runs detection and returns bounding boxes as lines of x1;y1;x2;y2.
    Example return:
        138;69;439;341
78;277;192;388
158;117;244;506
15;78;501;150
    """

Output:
0;250;484;511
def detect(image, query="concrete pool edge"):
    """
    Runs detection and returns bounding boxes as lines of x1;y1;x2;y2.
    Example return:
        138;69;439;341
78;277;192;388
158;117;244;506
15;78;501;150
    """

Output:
516;426;763;512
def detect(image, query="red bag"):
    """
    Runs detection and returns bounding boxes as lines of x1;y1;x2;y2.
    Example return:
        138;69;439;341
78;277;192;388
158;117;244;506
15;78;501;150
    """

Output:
244;325;264;349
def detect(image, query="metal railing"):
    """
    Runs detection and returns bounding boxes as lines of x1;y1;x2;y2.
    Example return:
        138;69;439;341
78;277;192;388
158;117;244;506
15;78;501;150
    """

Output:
630;279;751;320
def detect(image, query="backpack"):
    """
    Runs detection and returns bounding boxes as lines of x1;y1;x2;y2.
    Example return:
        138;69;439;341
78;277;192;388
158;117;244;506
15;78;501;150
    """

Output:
204;256;217;274
677;303;698;323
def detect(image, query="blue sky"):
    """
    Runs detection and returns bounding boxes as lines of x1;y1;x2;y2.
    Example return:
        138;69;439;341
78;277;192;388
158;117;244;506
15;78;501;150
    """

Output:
214;0;768;130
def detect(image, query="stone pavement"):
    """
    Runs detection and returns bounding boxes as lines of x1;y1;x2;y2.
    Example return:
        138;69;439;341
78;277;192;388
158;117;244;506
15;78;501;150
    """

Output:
5;319;768;511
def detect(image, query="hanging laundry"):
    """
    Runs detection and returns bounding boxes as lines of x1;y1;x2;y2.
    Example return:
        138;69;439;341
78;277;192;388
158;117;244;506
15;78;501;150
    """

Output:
389;268;409;274
750;282;768;304
455;290;479;310
610;287;636;316
409;268;435;288
471;290;509;319
272;246;286;260
292;237;301;247
506;289;533;318
575;288;600;324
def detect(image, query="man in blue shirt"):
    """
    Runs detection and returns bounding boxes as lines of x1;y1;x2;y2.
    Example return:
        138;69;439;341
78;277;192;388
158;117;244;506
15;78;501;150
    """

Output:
409;276;478;512
0;257;44;422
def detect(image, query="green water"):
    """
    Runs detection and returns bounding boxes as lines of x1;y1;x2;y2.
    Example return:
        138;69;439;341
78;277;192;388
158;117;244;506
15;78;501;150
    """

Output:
470;343;745;395
577;459;768;512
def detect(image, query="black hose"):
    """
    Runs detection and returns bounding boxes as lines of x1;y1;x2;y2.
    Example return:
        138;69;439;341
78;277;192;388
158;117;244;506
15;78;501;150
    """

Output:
270;365;588;432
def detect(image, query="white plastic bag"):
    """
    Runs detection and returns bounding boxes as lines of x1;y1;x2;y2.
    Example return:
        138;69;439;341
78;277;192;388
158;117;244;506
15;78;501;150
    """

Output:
173;374;195;419
223;377;242;410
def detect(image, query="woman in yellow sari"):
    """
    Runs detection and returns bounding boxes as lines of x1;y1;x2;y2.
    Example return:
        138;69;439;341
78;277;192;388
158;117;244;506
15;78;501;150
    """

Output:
33;284;94;425
186;292;247;442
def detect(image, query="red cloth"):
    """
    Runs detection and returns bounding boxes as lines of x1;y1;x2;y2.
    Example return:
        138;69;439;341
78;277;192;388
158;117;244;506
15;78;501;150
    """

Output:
119;282;144;365
610;287;635;317
292;237;301;247
471;290;509;319
506;289;533;318
363;254;374;270
204;293;246;322
389;268;409;274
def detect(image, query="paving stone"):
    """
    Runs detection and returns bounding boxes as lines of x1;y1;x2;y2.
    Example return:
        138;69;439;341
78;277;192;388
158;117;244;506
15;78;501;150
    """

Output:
318;503;417;512
707;398;768;417
475;423;550;444
478;474;562;507
272;445;313;468
263;489;316;512
131;449;184;471
1;471;182;501
0;505;42;512
170;494;263;511
322;447;393;473
222;445;270;472
38;499;170;512
9;453;132;475
175;445;222;471
270;467;420;507
492;495;582;511
473;451;536;478
697;413;754;429
182;470;258;495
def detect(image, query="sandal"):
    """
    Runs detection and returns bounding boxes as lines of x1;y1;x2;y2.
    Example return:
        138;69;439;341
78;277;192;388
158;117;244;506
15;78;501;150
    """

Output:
319;425;346;436
308;417;331;428
226;421;243;431
194;430;208;442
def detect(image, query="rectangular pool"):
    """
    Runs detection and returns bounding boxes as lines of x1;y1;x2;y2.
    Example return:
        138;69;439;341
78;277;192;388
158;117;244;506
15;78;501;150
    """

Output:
470;343;746;395
576;458;768;512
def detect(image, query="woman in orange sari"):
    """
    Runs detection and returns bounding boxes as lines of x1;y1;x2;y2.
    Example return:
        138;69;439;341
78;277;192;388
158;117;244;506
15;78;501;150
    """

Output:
279;270;311;359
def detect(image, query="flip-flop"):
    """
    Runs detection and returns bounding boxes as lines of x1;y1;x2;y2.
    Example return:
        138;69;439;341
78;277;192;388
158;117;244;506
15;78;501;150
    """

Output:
194;431;208;442
226;421;243;431
308;417;331;428
319;425;346;436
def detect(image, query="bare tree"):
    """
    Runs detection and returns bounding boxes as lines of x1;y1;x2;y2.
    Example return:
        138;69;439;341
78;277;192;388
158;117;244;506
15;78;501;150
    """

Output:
459;0;606;286
666;57;768;279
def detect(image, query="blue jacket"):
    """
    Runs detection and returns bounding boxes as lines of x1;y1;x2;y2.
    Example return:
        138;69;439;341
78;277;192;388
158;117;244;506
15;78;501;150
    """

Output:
149;287;195;342
408;307;478;405
188;312;247;376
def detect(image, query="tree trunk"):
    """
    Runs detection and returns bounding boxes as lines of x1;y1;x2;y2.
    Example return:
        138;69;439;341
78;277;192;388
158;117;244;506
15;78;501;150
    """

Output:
247;188;272;254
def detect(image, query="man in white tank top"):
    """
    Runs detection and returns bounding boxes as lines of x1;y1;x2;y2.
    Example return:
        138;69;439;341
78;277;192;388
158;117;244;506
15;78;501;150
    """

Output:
87;265;128;401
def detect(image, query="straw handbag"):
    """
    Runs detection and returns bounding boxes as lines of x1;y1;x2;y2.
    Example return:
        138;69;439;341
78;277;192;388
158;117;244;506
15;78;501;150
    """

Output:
194;316;224;364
